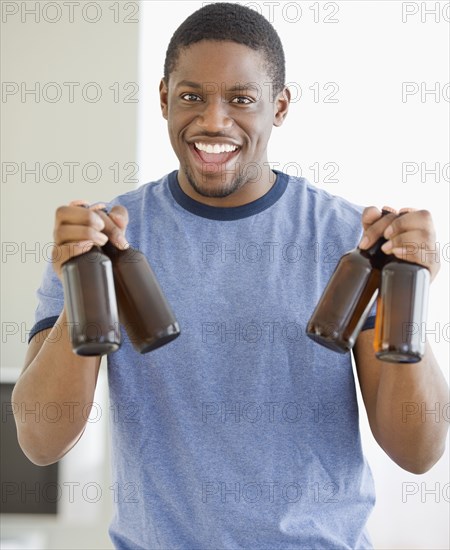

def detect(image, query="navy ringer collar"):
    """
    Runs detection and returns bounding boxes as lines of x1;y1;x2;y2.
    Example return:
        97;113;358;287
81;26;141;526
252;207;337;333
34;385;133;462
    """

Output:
168;169;288;221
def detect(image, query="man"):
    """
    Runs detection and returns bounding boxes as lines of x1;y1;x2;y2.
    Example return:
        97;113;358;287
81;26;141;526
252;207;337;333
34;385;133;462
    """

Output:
13;3;448;549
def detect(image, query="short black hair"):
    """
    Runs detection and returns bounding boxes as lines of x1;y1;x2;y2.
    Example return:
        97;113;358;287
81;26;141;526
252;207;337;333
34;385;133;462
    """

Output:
163;2;286;94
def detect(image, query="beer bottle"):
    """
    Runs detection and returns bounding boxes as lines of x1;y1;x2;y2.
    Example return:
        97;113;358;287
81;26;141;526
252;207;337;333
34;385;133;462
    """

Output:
374;247;430;363
306;210;391;353
102;241;181;354
61;246;121;356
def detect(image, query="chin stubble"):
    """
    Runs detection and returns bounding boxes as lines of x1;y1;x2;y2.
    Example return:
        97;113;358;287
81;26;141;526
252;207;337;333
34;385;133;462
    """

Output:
184;165;247;199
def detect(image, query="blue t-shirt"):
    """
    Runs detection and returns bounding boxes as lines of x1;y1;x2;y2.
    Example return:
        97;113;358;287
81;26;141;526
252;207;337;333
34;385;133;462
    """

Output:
31;170;376;549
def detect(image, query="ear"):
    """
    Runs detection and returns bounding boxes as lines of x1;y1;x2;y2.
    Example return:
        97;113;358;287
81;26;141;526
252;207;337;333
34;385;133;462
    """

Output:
273;86;291;127
159;78;169;120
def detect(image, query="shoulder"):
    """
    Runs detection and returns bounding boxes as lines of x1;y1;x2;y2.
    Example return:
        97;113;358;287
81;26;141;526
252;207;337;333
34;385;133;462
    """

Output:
279;171;364;234
104;171;177;248
106;171;175;213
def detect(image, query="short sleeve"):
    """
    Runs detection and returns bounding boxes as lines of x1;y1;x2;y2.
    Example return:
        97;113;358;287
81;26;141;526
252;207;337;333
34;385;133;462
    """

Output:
29;260;64;343
361;315;375;331
361;299;377;331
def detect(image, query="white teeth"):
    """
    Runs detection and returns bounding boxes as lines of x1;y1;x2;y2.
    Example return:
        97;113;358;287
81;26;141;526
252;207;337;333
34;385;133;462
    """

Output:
195;142;238;154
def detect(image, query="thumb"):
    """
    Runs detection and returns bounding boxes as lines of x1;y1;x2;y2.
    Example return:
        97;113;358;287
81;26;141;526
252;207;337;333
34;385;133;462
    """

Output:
108;205;129;231
92;204;129;250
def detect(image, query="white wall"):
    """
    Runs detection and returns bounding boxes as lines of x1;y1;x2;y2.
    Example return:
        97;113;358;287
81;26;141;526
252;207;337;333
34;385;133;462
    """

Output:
1;0;139;547
2;1;449;548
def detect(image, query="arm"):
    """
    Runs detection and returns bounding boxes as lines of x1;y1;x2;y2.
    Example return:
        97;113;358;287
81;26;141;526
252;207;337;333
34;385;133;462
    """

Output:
12;202;128;466
12;315;101;466
354;206;449;474
354;332;448;473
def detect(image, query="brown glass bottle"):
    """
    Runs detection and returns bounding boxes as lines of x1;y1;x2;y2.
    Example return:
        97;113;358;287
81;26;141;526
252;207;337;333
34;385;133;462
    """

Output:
374;258;430;363
306;209;394;353
306;239;388;352
61;247;121;356
102;241;181;353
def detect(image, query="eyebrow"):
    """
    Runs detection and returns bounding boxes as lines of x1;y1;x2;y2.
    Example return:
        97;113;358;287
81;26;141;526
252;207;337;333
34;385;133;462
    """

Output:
175;80;259;92
175;80;202;90
226;83;259;92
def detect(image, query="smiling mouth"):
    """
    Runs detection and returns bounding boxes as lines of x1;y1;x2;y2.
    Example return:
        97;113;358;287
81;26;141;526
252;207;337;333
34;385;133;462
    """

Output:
190;142;241;165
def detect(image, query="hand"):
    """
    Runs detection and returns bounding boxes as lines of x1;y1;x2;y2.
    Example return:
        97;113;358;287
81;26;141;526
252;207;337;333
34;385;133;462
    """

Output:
52;199;129;280
358;206;440;282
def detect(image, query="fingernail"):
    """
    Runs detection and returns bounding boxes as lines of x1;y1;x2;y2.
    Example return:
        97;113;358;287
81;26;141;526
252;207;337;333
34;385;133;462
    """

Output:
359;236;369;249
75;241;94;253
381;241;392;252
98;233;108;245
116;234;129;250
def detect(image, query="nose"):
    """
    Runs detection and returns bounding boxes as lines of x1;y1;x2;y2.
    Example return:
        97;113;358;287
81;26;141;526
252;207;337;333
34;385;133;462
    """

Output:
196;99;233;132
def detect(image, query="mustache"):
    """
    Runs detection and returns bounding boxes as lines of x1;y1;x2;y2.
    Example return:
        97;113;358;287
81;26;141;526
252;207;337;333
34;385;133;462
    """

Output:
193;131;232;139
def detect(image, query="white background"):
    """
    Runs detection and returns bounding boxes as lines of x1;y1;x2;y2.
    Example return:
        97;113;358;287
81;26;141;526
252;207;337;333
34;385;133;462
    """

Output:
139;2;450;549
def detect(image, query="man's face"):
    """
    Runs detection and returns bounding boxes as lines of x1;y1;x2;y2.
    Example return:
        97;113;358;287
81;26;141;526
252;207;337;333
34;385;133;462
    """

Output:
160;40;289;200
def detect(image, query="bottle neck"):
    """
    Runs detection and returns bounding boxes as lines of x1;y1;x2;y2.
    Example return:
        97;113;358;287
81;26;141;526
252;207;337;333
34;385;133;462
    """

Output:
360;208;393;266
366;235;387;256
102;240;120;259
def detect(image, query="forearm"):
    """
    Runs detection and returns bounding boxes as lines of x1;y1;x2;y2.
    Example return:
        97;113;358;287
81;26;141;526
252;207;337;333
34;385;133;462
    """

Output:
12;309;101;466
373;342;448;472
355;331;449;473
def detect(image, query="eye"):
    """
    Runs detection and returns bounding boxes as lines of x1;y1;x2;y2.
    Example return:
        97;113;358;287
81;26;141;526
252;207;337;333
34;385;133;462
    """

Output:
230;96;253;105
181;93;202;102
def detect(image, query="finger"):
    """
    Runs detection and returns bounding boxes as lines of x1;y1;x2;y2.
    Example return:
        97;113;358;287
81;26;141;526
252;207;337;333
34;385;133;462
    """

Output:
361;206;382;231
83;203;128;232
379;228;439;281
69;199;90;207
54;224;108;247
383;209;434;241
381;205;398;215
107;205;129;231
360;206;398;232
398;207;417;215
380;229;424;255
89;202;107;212
359;208;398;249
54;206;105;240
95;208;129;250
